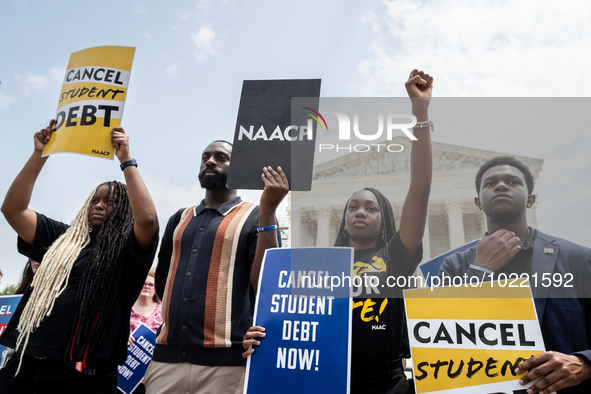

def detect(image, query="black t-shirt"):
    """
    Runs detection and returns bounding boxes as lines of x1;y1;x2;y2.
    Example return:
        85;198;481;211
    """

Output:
351;232;422;367
0;213;158;365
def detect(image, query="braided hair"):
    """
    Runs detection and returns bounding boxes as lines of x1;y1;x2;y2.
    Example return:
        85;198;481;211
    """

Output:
15;181;134;373
334;188;397;253
68;181;134;365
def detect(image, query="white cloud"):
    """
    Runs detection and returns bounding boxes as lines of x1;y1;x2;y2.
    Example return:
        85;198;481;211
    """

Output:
166;63;180;77
133;2;147;15
360;10;380;33
198;0;210;12
178;11;192;20
145;178;204;220
357;0;591;97
190;26;222;62
16;73;49;95
0;91;14;110
48;67;65;82
15;66;65;96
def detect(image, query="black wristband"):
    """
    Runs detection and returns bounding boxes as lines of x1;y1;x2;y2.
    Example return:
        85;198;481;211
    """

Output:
120;158;138;171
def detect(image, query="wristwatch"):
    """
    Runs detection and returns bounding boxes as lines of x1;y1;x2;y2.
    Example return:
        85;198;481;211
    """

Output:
120;158;138;171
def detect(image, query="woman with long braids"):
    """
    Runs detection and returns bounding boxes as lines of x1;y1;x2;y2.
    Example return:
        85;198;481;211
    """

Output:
0;120;159;393
243;69;433;394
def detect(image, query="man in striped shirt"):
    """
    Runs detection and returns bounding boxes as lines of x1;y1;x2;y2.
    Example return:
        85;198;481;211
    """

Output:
146;141;288;394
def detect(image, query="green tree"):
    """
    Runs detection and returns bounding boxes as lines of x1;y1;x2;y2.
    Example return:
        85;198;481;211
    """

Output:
0;284;17;295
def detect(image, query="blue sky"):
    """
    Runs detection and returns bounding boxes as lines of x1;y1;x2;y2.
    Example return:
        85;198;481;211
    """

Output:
1;0;591;288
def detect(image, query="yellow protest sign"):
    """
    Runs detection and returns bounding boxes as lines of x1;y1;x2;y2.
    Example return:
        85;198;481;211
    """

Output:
43;46;135;159
404;280;546;394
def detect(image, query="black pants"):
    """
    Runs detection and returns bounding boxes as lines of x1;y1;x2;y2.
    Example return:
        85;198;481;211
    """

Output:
351;361;414;394
0;353;118;394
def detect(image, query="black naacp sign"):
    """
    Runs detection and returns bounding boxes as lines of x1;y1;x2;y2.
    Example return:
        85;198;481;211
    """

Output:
227;79;321;191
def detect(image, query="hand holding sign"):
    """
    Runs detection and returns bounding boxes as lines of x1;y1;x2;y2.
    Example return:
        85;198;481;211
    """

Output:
44;46;135;159
250;166;289;290
118;323;156;394
260;166;289;213
111;127;132;163
404;281;548;394
33;120;56;152
243;248;352;394
242;325;266;358
515;351;591;393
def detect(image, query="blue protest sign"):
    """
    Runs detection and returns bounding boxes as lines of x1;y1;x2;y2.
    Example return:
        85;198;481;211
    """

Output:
117;323;156;394
417;239;480;286
0;295;23;354
244;247;353;394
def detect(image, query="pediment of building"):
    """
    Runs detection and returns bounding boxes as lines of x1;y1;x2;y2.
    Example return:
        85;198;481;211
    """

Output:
312;137;543;181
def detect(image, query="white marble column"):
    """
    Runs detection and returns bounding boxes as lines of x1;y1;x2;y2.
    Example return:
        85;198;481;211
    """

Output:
290;207;302;247
421;207;432;261
329;211;342;247
301;214;317;246
445;198;465;249
316;207;331;247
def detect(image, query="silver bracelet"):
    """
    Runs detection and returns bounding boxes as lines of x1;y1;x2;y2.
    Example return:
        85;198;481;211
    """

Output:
469;264;494;274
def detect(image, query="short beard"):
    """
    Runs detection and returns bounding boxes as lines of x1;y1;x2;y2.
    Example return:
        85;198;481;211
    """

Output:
198;170;228;191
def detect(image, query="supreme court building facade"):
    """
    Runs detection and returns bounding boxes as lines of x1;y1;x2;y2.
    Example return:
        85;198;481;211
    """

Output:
287;137;543;264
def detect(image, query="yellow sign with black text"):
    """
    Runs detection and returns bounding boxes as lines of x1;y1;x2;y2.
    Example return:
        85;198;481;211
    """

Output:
43;46;135;159
404;280;546;394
